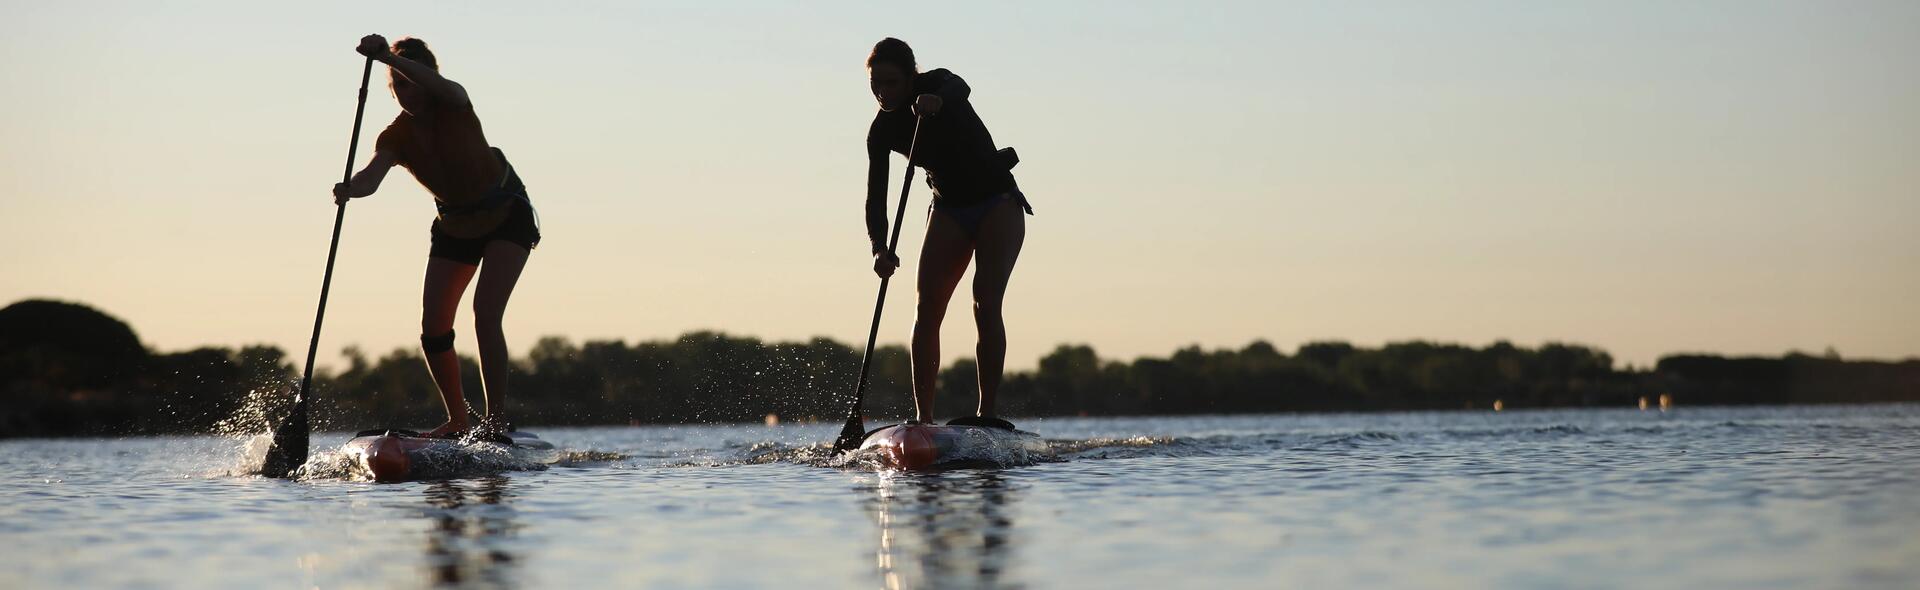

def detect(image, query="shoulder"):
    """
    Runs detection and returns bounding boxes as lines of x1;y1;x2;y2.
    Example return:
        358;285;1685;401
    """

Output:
377;114;412;143
431;79;474;110
445;80;473;106
915;68;960;89
375;115;412;161
867;110;897;139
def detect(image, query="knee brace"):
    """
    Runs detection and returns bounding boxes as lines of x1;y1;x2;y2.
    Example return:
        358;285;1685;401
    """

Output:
421;330;456;353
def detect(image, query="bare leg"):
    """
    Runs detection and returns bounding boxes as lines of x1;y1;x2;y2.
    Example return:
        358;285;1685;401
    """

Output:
471;240;530;432
422;257;479;436
912;210;975;423
971;199;1025;417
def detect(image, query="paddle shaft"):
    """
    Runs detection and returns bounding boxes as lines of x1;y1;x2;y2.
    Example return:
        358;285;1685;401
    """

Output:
262;55;375;478
836;116;923;451
302;55;376;401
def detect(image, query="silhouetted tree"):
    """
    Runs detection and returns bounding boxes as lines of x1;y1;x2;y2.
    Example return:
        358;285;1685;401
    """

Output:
5;296;1918;437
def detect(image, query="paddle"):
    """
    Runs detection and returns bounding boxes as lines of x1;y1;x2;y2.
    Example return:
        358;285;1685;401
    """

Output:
260;55;376;478
834;116;923;452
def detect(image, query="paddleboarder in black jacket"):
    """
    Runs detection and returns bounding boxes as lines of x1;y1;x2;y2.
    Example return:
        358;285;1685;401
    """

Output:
864;38;1031;430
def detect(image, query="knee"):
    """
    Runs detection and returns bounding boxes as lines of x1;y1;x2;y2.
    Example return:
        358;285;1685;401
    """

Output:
912;310;944;332
421;329;455;354
470;314;504;338
913;301;949;328
972;298;1004;322
471;299;507;327
421;311;454;335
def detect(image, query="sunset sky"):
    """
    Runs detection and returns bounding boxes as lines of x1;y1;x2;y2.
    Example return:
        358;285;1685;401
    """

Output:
3;1;1915;371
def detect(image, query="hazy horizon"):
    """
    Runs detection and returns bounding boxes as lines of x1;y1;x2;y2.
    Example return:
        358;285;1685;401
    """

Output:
3;1;1916;372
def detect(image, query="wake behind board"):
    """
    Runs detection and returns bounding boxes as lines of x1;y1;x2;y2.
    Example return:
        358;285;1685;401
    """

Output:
343;430;557;482
857;423;1048;470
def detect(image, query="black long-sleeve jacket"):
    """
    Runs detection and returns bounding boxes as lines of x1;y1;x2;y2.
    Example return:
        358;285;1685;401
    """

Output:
865;69;1018;252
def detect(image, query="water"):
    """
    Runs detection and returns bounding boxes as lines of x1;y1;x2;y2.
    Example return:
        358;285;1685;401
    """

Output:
4;405;1918;589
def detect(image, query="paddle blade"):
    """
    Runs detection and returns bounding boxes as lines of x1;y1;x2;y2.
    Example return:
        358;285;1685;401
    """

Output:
259;399;308;478
833;417;867;453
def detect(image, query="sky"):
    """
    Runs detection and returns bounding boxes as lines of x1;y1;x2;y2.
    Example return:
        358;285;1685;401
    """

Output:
2;1;1916;372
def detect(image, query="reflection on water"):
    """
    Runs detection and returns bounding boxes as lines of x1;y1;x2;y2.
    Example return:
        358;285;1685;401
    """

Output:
863;472;1023;590
420;476;521;589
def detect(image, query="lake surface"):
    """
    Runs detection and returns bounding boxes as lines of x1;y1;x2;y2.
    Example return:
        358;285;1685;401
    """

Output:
3;405;1918;589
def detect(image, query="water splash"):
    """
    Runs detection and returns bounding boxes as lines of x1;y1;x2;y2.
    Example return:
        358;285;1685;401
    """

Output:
732;430;1065;471
210;384;298;477
933;428;1053;469
290;448;361;480
211;383;296;439
658;440;847;468
661;433;1193;471
1046;436;1179;460
553;449;629;465
291;440;557;482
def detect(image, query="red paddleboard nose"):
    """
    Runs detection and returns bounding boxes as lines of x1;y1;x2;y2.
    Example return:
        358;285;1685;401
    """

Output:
862;424;941;470
897;427;939;470
364;436;411;482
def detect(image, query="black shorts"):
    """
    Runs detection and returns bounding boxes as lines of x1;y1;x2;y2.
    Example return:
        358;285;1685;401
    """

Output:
429;198;541;265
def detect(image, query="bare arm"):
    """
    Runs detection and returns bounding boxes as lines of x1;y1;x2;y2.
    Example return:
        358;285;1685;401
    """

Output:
332;151;399;204
356;34;470;106
379;52;470;106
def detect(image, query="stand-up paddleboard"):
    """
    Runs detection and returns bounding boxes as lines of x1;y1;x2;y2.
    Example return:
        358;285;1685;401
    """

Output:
343;429;557;482
858;424;1048;470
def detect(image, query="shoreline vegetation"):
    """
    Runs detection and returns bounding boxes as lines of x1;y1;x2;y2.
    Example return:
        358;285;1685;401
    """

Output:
4;299;1916;438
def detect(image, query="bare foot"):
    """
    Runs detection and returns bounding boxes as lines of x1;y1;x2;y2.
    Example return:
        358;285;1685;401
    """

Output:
424;419;468;438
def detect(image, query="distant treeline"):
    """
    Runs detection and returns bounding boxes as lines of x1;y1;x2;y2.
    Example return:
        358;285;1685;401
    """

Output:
3;299;1917;437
